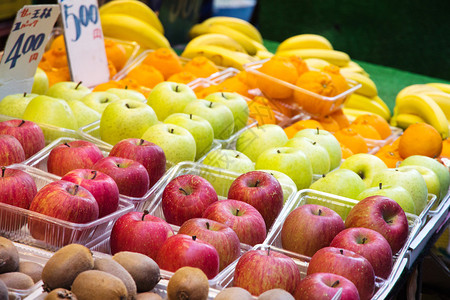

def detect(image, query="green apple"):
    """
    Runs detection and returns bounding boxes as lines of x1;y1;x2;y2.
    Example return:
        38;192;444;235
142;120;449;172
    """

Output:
202;148;255;194
164;113;214;160
236;124;288;162
339;153;388;188
357;184;416;214
399;165;440;204
147;82;197;120
80;91;121;114
309;168;366;199
255;146;313;190
204;91;249;133
46;81;91;101
65;99;101;129
370;167;428;214
183;99;234;140
284;136;330;175
295;128;342;170
100;99;158;145
106;88;147;103
0;93;38;118
31;67;49;94
257;169;297;204
399;155;450;201
141;123;196;165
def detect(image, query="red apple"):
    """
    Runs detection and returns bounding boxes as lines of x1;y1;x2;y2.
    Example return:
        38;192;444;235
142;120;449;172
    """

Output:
93;156;150;198
294;272;360;300
47;140;104;177
281;204;345;257
178;218;240;271
234;248;301;296
0;166;37;230
0;134;25;165
110;210;174;260
228;171;283;228
202;199;266;246
307;247;375;300
109;138;166;188
156;234;220;279
345;195;409;254
61;169;120;218
0;119;45;159
162;174;218;226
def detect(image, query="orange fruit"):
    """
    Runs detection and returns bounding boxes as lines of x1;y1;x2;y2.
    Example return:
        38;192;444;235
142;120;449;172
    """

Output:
248;98;277;125
333;128;368;154
108;60;117;79
440;138;450;158
329;108;350;129
50;34;66;50
352;114;392;139
322;64;349;94
143;48;183;79
125;64;164;89
376;144;403;168
340;143;354;159
291;119;324;131
167;71;198;84
104;39;128;70
349;123;382;140
398;122;443;158
45;67;71;87
238;70;258;89
92;80;123;92
315;115;340;133
284;125;299;139
217;76;252;98
183;56;219;78
41;47;68;68
195;84;224;99
256;55;299;99
288;55;309;76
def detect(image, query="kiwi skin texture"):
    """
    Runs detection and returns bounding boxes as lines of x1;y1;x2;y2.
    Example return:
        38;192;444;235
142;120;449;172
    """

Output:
94;257;137;300
215;287;253;300
0;272;34;290
258;289;295;300
167;267;209;300
71;270;128;300
135;292;163;300
0;237;19;273
19;260;43;283
0;280;8;300
45;288;78;300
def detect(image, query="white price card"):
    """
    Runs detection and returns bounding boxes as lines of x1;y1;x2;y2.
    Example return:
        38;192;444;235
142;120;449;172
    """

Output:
59;0;109;88
0;5;60;99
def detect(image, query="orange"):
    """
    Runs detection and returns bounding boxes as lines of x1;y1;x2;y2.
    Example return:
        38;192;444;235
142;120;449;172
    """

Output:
238;70;258;89
125;64;164;89
93;80;123;92
333;128;368;154
340;143;354;159
143;48;183;79
288;55;309;76
440;138;450;158
107;60;117;79
104;39;128;71
349;123;382;140
376;144;403;168
41;47;68;68
50;34;66;50
195;84;224;99
322;64;349;94
248;98;277;125
183;56;219;78
256;55;298;99
398;122;443;158
329;108;350;129
167;71;198;84
352;114;392;139
315;115;340;133
284;125;299;139
291;119;324;131
45;67;71;87
217;76;252;98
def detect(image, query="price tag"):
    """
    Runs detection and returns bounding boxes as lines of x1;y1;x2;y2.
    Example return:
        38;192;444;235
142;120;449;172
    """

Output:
0;5;60;99
59;0;109;87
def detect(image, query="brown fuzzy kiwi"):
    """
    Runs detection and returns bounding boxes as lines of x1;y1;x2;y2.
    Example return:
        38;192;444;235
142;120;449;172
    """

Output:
45;288;78;299
41;244;94;291
0;280;7;300
0;272;34;289
258;289;295;300
167;267;209;300
112;251;160;293
135;292;163;300
71;270;128;300
94;257;137;300
214;287;253;300
18;260;43;283
0;237;19;274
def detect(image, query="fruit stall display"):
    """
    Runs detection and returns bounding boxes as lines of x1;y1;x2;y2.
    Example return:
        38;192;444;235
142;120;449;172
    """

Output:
1;1;450;299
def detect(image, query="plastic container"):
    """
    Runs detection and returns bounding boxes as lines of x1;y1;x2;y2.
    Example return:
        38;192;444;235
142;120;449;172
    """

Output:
0;164;134;251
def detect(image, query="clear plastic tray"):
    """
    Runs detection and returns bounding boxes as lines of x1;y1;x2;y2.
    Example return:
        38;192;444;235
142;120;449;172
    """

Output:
0;164;134;251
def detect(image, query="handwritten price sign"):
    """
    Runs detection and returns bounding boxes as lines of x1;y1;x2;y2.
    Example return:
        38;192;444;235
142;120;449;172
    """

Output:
59;0;109;87
0;5;60;98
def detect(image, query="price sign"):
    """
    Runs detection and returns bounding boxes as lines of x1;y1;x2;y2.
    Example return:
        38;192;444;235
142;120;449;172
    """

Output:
59;0;109;87
0;5;60;99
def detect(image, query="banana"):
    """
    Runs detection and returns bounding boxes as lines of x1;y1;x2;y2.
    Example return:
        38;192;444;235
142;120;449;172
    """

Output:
342;107;376;122
423;91;450;121
275;49;350;67
340;61;369;76
426;82;450;94
99;0;164;34
342;71;378;98
181;45;257;70
392;113;427;129
372;95;391;116
277;34;333;52
185;33;246;53
344;93;390;120
100;14;170;50
393;94;449;138
201;16;263;44
303;58;330;70
255;49;274;60
249;39;269;51
206;24;258;55
396;84;441;99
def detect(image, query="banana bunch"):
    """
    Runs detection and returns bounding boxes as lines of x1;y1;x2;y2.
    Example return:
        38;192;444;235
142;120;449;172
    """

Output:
183;16;268;69
390;83;450;138
99;0;170;50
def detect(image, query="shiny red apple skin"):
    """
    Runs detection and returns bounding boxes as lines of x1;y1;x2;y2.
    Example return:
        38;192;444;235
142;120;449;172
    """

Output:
0;119;45;159
294;272;360;300
0;134;25;165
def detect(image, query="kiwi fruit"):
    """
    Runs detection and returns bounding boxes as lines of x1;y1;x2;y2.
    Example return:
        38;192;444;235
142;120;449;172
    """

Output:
135;292;163;300
0;272;34;289
94;257;137;300
214;287;253;299
112;251;160;293
167;267;209;300
71;270;128;300
45;288;78;299
0;280;7;300
258;289;295;300
0;237;19;274
18;260;43;283
41;244;94;291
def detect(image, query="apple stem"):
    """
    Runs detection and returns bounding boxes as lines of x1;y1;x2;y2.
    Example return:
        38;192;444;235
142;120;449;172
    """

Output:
23;92;27;97
139;139;145;146
75;81;82;89
361;237;367;244
209;102;213;108
1;167;5;177
73;184;79;195
190;114;193;120
316;127;320;134
312;141;316;145
90;170;97;180
142;210;149;221
126;103;131;109
318;209;322;216
331;280;340;288
277;149;281;154
192;235;197;241
235;154;240;158
170;128;174;134
254;180;260;187
322;174;326;178
206;222;210;230
179;187;188;195
267;247;271;256
235;208;240;216
175;85;179;92
125;85;128;90
64;142;70;148
104;98;109;103
379;183;382;189
19;120;25;127
340;249;344;255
